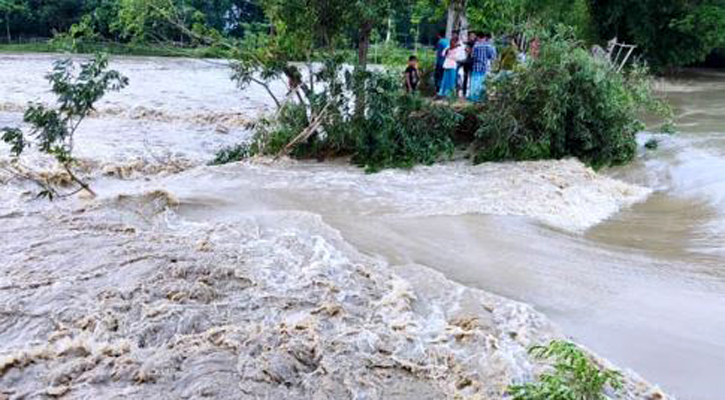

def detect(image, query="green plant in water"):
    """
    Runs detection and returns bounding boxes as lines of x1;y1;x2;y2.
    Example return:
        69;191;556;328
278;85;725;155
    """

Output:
1;54;128;199
509;340;623;400
209;143;253;165
660;121;677;135
212;26;671;173
645;138;659;150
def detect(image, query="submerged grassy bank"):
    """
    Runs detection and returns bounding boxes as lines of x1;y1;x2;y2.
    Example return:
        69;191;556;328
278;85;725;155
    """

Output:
0;39;433;66
0;40;226;58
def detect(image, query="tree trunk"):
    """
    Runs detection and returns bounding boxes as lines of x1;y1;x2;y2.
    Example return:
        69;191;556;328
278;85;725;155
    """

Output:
385;15;393;43
354;20;373;119
5;10;10;43
357;21;373;70
445;0;468;39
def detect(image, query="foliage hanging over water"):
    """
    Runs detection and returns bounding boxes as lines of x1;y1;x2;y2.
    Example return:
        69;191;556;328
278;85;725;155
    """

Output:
350;75;460;172
213;28;668;173
213;60;461;172
509;340;623;400
206;0;463;172
471;29;670;169
1;54;128;199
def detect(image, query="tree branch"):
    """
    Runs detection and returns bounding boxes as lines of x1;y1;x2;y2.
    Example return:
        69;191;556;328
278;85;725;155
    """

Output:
249;77;281;108
62;162;96;198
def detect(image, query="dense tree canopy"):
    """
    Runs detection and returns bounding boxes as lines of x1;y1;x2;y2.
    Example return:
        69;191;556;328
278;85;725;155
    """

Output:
590;0;725;69
0;0;263;42
2;0;725;69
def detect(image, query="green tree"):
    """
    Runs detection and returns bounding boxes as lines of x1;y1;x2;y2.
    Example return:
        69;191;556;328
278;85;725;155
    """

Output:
413;0;592;39
1;54;128;199
351;0;397;69
260;0;405;116
0;0;26;42
38;0;86;34
466;0;524;34
472;27;670;169
522;0;592;39
114;0;185;43
590;0;725;69
81;0;122;39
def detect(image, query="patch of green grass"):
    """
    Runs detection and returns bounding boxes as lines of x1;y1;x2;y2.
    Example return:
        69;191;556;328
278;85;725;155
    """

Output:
0;40;227;59
0;42;58;54
0;40;430;63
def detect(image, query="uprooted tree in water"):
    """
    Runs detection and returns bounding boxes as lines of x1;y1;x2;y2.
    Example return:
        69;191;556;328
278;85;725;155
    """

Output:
1;54;128;199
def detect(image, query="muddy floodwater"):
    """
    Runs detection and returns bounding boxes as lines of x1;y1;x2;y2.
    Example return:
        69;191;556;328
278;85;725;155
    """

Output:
1;54;724;399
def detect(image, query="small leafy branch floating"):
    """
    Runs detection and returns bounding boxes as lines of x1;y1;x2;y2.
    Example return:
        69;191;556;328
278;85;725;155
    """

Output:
1;53;128;200
509;340;623;400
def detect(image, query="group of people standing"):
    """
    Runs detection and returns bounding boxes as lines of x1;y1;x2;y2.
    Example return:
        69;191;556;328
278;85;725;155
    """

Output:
403;30;536;102
436;30;498;102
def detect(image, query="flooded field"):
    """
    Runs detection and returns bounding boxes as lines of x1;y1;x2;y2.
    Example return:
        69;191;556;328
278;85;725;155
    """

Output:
2;54;724;399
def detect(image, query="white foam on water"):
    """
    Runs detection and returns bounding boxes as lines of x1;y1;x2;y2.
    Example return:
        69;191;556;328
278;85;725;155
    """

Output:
0;53;687;399
208;158;652;232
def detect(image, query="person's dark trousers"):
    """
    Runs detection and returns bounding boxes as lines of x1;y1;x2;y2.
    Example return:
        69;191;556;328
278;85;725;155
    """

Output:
435;64;444;92
463;66;472;97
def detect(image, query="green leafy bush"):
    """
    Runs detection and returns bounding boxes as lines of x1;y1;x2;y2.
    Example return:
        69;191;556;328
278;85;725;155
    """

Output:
216;62;460;172
1;54;128;199
473;30;667;170
352;75;460;172
417;57;438;97
209;143;252;165
509;341;623;400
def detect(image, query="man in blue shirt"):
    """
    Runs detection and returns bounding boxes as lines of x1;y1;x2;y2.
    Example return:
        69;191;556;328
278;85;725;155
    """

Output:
435;30;450;93
468;32;497;102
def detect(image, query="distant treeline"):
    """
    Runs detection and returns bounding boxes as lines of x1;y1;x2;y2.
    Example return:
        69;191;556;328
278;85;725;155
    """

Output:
0;0;264;41
1;0;725;69
0;0;444;47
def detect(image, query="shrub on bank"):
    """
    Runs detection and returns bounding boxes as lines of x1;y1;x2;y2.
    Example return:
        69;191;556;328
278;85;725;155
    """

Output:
350;73;460;172
212;69;461;172
472;31;667;169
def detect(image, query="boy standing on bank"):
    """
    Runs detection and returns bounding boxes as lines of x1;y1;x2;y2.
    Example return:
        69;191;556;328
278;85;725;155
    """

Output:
404;56;420;93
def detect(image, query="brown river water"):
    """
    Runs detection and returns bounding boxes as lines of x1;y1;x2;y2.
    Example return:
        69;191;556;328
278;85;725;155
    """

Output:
1;54;724;399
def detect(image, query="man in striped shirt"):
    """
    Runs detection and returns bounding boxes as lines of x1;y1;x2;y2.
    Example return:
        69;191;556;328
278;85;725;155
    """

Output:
468;32;497;102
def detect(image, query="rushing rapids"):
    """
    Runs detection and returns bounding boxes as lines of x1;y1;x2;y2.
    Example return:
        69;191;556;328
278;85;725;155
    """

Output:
2;54;725;399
